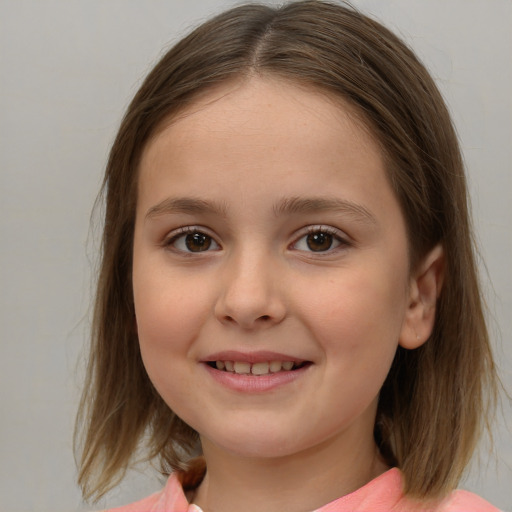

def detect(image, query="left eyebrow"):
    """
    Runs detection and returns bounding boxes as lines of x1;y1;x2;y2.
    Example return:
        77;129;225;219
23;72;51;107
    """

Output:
273;196;377;226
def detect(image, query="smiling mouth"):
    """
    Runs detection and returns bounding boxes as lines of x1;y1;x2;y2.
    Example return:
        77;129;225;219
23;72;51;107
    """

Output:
206;360;309;376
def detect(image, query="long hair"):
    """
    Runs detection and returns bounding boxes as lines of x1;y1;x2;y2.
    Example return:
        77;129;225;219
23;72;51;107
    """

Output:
75;0;498;501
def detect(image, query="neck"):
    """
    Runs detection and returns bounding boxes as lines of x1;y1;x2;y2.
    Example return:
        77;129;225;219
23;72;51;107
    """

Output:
193;429;388;512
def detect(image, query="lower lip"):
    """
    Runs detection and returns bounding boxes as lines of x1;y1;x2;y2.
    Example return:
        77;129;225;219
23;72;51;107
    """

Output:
203;363;311;393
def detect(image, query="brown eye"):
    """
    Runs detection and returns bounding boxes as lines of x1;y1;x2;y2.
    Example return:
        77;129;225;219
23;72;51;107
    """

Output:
306;232;334;252
292;227;345;254
167;229;220;253
185;232;212;252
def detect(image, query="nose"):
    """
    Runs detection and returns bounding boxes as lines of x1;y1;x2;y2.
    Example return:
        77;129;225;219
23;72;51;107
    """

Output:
214;249;287;330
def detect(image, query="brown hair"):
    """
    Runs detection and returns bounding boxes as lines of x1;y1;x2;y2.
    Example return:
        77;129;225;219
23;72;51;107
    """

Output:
75;0;498;502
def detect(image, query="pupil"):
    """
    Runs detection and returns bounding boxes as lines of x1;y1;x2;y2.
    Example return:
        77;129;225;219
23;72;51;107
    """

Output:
307;232;332;252
185;233;211;252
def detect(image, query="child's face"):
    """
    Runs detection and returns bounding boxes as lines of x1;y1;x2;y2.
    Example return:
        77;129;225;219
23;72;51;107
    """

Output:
133;78;414;462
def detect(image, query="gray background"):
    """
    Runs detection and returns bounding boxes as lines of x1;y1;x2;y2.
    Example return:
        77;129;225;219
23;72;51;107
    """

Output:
0;1;510;510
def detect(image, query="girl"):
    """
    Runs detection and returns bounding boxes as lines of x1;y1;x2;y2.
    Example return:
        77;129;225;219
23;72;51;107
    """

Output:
75;1;501;510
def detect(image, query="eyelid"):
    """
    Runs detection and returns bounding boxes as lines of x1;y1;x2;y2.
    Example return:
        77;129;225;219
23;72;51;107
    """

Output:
163;225;221;253
290;225;352;253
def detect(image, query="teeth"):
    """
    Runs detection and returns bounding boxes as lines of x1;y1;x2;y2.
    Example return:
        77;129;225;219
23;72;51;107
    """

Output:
251;362;269;375
214;360;299;375
233;362;251;374
270;360;282;373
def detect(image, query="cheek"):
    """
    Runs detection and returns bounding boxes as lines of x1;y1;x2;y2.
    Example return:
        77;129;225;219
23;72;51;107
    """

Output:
133;267;211;358
299;264;407;369
133;270;211;414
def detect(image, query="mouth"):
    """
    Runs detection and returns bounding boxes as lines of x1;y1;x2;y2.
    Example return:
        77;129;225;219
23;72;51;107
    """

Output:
202;352;312;392
206;360;310;376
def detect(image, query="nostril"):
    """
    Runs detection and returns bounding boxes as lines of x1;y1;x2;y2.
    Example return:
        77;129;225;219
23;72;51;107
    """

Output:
260;315;271;321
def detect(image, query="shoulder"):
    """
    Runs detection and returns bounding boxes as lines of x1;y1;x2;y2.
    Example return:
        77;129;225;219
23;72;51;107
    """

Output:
435;489;501;512
100;472;191;512
395;489;501;512
387;471;500;512
99;489;162;512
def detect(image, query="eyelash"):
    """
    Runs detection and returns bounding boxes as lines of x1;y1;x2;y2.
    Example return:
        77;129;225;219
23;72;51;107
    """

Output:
163;226;220;254
291;225;350;254
163;225;350;255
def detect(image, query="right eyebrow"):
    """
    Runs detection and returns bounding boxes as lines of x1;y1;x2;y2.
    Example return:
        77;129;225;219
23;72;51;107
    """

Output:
145;197;228;220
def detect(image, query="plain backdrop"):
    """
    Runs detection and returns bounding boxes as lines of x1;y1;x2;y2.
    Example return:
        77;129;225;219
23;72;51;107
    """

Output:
0;1;511;511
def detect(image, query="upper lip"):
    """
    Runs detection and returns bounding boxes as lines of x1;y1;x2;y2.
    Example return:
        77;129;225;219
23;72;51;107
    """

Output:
201;350;307;364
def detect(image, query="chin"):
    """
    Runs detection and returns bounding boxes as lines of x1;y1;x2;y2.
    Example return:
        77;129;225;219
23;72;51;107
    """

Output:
201;424;315;460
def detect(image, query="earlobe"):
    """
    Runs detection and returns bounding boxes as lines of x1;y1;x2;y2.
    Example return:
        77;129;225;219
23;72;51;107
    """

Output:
399;244;445;349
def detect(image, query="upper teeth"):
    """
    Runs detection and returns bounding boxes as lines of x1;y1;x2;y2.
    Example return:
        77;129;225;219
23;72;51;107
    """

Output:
215;360;296;375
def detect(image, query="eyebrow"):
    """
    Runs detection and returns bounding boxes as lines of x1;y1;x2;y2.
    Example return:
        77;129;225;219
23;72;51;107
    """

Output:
145;197;228;220
273;196;377;225
145;195;377;225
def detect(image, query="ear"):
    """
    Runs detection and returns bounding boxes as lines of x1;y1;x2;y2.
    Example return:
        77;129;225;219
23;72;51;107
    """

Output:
399;244;445;349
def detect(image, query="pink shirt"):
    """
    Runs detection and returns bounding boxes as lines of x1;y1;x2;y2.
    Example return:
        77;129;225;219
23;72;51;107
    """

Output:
103;468;499;512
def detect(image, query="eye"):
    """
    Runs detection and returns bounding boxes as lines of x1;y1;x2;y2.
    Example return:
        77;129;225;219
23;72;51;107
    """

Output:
292;227;347;253
165;228;220;253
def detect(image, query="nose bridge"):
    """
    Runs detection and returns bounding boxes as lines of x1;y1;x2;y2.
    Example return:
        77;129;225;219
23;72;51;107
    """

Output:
215;242;286;329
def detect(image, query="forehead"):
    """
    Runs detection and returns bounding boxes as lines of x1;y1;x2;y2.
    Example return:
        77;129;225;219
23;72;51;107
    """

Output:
139;77;384;187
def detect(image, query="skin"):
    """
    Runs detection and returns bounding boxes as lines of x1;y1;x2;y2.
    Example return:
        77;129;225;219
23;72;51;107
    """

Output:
132;77;443;512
